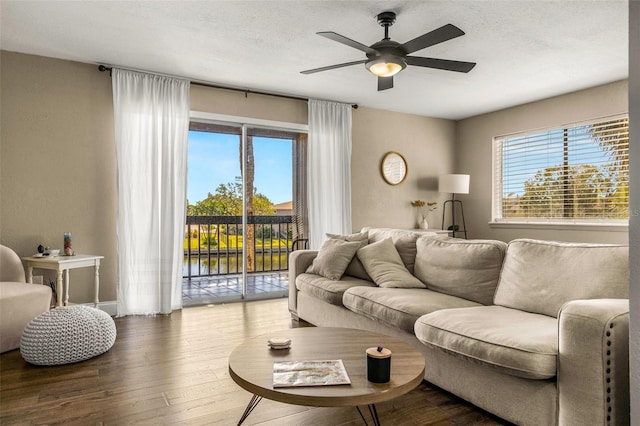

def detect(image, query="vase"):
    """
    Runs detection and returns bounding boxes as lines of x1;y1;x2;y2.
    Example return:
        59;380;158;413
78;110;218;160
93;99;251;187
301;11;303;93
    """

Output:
417;214;429;230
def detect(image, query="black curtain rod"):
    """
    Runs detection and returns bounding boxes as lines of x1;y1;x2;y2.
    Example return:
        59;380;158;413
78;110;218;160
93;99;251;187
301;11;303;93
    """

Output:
98;65;358;109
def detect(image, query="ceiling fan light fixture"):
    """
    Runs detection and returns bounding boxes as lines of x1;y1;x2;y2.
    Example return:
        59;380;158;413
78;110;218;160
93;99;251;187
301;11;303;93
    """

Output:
300;13;475;91
366;56;406;77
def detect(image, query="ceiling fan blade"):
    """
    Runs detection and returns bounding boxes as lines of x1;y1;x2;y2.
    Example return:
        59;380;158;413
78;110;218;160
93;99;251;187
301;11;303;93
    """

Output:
317;31;377;54
378;76;393;91
406;56;476;73
401;24;465;54
300;60;367;74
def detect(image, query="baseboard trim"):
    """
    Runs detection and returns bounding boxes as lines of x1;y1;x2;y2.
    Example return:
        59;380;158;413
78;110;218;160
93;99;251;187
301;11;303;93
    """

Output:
78;301;117;316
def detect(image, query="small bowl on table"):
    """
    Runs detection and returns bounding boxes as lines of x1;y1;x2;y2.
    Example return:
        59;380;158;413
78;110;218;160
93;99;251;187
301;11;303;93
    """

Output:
45;249;60;257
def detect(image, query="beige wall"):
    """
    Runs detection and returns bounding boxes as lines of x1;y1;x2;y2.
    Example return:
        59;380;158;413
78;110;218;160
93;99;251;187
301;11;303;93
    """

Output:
190;84;307;124
1;51;117;303
456;80;629;243
351;107;456;231
1;51;455;303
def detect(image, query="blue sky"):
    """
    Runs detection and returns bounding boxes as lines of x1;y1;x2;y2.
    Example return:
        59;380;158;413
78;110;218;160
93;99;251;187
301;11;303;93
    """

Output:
187;131;293;205
502;126;603;196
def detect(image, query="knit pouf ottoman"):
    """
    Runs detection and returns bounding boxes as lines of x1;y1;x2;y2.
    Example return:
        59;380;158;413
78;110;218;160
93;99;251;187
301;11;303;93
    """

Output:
20;306;116;365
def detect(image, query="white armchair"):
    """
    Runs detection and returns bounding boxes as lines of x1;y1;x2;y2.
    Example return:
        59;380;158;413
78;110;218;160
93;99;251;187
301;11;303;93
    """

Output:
0;244;52;353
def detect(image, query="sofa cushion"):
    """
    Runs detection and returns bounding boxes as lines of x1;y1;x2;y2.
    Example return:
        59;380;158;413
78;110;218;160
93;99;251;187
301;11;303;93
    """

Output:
414;306;558;379
305;238;362;280
326;231;370;280
295;273;375;306
342;286;480;333
357;238;425;288
362;227;425;273
494;239;629;317
414;236;507;305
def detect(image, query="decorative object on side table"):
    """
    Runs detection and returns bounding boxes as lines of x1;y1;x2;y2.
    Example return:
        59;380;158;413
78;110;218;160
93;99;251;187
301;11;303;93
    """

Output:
45;248;60;257
411;199;437;229
439;174;469;239
64;232;74;256
35;245;61;257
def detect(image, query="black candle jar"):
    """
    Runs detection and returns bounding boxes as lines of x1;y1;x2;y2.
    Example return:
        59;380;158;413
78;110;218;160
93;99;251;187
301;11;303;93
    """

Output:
366;346;391;383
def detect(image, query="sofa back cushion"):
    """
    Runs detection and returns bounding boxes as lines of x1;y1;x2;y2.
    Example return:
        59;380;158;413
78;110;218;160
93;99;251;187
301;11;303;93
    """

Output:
414;236;507;305
494;239;629;317
362;227;432;274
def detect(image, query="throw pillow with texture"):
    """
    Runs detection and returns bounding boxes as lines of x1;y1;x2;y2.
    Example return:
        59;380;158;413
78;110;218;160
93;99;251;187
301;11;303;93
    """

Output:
357;238;426;288
306;238;362;280
362;227;421;273
326;231;370;280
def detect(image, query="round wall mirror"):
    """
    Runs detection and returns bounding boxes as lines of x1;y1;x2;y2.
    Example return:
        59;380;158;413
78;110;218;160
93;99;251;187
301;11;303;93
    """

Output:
380;151;408;185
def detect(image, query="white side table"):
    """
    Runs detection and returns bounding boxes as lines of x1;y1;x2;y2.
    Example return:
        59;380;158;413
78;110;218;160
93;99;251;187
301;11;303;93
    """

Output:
22;254;104;308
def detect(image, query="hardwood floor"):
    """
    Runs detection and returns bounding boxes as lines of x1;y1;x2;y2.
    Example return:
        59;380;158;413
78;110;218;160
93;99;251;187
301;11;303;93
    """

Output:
0;299;507;425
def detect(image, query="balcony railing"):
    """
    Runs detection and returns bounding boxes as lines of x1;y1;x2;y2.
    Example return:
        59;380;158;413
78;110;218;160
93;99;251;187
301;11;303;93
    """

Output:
184;215;294;278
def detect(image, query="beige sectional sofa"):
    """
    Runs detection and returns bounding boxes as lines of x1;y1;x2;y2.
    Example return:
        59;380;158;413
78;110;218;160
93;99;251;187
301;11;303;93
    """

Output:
0;244;52;353
288;228;630;425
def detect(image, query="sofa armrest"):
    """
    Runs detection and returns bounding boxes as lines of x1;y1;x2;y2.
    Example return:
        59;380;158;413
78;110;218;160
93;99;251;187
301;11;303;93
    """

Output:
558;299;629;425
288;250;318;319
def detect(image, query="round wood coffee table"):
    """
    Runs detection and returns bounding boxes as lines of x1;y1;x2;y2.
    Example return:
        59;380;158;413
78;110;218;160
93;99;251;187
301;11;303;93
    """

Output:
228;327;425;425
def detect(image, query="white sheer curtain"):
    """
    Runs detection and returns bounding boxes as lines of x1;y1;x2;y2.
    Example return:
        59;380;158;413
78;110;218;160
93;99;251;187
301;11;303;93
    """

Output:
112;69;190;316
307;99;353;249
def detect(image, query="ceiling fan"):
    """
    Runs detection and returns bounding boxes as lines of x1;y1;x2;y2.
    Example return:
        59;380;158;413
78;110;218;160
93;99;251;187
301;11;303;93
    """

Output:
301;11;476;91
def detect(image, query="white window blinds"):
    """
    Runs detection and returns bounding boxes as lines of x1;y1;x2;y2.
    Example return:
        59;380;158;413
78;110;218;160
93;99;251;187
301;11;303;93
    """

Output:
494;116;629;223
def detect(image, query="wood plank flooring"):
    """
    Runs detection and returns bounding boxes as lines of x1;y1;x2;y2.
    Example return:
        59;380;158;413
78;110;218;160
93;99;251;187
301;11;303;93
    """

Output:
0;299;508;425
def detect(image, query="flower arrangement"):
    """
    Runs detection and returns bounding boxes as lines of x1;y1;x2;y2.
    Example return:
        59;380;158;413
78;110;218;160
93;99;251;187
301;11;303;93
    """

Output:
411;200;437;211
411;200;437;229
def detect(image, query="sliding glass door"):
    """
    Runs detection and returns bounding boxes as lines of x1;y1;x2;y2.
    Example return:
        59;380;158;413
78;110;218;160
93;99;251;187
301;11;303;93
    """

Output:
183;118;307;304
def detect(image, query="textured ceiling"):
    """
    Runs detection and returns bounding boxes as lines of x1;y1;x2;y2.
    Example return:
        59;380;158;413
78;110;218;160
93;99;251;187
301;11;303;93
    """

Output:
0;1;629;120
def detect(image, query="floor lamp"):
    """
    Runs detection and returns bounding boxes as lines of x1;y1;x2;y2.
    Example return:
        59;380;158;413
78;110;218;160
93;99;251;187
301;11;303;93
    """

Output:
439;174;470;239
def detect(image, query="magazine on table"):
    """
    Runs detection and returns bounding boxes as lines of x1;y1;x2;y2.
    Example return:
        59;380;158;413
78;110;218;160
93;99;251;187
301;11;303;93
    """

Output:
273;359;351;388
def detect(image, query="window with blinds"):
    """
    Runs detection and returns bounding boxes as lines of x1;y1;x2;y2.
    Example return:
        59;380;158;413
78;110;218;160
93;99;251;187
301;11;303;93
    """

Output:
493;115;629;224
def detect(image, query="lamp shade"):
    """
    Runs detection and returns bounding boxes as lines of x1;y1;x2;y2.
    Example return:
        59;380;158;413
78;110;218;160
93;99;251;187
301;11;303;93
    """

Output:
439;174;470;194
366;56;407;77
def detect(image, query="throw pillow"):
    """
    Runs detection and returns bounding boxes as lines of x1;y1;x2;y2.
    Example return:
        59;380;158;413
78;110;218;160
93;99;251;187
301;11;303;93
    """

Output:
357;238;426;288
306;238;362;280
362;227;421;273
326;231;370;280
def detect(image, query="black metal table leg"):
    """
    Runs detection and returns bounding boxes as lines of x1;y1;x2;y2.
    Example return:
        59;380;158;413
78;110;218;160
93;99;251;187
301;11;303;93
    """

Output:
355;404;381;426
356;406;370;425
368;404;381;426
237;394;262;425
